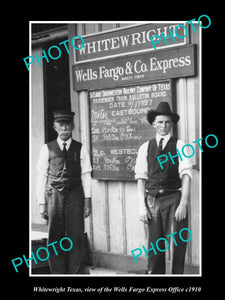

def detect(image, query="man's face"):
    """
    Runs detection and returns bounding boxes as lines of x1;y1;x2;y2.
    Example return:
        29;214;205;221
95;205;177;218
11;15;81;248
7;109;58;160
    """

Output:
53;121;74;141
152;115;172;136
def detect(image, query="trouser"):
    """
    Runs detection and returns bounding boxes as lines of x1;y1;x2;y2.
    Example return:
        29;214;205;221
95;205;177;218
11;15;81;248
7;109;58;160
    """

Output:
145;191;188;274
46;184;88;274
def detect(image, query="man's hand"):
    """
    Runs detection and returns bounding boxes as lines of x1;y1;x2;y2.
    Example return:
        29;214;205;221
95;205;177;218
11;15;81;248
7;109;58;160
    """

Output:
139;211;151;223
39;204;48;220
174;201;187;222
84;197;91;218
174;174;190;222
139;215;148;223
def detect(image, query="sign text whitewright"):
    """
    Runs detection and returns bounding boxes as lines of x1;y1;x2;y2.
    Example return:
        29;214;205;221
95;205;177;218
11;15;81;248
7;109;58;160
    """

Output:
74;23;187;62
73;45;196;91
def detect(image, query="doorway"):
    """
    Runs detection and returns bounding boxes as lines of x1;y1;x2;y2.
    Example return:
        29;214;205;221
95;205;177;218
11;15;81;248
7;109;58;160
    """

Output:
43;38;71;143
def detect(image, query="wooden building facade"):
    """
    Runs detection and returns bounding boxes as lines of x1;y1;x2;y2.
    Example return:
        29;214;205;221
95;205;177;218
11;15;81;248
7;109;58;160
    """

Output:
31;22;200;274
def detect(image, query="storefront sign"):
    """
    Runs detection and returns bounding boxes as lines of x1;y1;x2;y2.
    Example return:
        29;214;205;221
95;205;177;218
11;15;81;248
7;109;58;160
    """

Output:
73;44;195;91
74;23;187;63
90;80;173;180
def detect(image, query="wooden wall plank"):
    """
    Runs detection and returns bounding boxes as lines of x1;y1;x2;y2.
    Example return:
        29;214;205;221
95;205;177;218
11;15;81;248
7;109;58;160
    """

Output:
124;182;145;254
91;180;108;251
108;181;124;253
31;47;46;225
190;169;200;265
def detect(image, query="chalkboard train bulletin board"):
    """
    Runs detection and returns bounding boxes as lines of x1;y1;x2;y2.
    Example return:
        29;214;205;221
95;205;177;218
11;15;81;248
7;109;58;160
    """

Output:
89;80;173;180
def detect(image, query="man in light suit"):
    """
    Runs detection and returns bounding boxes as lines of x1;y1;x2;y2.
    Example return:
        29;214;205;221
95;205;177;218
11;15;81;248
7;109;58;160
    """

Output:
135;102;192;274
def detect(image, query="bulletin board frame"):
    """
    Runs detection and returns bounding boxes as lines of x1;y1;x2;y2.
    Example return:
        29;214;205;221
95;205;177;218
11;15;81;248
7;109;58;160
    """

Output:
89;79;176;181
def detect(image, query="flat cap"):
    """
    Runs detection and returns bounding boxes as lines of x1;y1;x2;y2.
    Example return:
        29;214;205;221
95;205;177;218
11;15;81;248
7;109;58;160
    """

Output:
53;110;75;123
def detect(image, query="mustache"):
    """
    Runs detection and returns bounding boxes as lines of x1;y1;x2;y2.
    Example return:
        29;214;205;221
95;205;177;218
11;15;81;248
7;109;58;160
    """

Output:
59;131;71;136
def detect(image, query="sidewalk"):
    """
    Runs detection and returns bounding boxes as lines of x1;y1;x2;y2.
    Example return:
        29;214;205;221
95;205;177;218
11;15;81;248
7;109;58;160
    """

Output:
31;265;135;275
89;264;199;275
32;264;199;275
31;224;199;275
89;266;135;275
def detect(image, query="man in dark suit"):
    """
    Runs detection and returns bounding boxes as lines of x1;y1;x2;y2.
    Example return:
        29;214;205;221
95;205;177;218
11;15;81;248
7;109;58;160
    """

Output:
36;110;92;274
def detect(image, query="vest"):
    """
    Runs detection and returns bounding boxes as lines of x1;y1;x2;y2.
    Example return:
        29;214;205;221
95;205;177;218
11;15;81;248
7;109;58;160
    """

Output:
145;137;181;196
47;139;82;191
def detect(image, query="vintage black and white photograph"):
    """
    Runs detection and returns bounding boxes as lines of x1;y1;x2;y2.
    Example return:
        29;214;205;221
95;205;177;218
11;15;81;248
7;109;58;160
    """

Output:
29;21;202;277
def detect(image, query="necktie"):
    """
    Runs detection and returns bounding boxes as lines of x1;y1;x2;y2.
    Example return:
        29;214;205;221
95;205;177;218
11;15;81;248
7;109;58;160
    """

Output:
62;142;67;168
158;138;164;152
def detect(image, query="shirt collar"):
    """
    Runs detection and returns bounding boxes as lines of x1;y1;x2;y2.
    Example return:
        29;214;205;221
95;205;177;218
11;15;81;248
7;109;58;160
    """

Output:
156;133;171;146
57;136;72;149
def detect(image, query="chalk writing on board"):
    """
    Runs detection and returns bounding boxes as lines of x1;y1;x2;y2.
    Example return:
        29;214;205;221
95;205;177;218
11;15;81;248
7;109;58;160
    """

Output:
90;80;172;180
